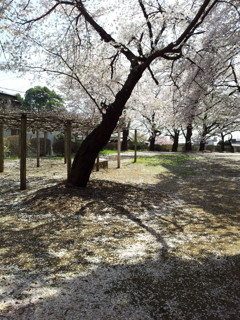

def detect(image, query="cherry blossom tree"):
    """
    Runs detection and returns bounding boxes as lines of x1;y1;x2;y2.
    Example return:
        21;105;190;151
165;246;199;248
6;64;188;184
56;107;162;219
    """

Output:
1;0;239;186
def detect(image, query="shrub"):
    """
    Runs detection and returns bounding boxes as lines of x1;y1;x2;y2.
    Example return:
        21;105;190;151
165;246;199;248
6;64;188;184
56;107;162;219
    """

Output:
71;141;81;154
3;138;10;157
104;142;118;150
52;139;81;156
128;141;148;151
30;138;51;156
5;135;20;157
154;144;171;152
52;139;64;156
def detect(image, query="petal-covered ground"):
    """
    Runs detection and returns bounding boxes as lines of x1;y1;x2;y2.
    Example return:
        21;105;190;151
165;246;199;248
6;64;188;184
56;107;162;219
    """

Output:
0;152;239;319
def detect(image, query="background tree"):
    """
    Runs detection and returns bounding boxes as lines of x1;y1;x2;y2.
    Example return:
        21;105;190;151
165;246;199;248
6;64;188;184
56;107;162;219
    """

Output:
23;86;64;112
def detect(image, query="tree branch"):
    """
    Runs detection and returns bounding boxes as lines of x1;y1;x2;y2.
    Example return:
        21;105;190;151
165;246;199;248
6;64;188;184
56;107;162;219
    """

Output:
138;0;154;51
74;0;138;65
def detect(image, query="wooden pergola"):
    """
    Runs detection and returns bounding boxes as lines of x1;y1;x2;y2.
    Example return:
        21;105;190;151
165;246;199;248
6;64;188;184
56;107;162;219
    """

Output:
0;110;93;190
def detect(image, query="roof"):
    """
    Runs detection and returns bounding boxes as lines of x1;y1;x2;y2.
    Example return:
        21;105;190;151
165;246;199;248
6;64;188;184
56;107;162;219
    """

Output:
0;91;20;106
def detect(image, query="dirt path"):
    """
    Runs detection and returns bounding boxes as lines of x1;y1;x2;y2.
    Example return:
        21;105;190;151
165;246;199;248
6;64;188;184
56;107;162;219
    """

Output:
0;153;239;319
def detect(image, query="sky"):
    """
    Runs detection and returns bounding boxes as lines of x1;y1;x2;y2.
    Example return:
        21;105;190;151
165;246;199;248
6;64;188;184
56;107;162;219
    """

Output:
0;70;49;96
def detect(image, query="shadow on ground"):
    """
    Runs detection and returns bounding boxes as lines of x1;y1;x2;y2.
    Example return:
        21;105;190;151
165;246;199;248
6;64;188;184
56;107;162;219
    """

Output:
1;179;240;319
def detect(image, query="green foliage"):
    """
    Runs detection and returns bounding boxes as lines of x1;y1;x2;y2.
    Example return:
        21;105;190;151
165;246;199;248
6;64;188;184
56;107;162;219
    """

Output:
23;86;64;112
15;93;24;107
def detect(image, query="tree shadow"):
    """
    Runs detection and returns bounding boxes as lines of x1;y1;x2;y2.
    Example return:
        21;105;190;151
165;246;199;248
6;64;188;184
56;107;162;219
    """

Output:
1;253;240;319
146;154;240;220
1;171;239;319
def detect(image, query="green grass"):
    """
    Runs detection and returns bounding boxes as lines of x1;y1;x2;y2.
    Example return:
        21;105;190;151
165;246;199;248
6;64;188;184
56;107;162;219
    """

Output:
4;157;19;161
100;150;118;155
137;154;196;176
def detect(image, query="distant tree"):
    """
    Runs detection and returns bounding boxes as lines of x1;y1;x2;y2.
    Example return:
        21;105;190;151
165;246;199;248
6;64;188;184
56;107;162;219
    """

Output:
23;86;64;112
15;93;24;108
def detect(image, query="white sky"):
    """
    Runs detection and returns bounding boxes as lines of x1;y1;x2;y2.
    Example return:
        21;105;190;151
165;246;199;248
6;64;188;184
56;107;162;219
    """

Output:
0;70;50;96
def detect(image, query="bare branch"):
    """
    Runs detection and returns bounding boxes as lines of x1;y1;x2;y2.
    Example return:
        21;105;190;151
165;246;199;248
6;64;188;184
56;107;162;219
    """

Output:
230;62;240;93
138;0;154;51
22;3;62;24
147;66;159;85
175;0;219;47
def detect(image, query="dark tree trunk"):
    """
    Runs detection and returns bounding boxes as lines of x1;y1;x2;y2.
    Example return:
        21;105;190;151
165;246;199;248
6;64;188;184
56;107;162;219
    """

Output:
67;64;146;187
199;140;205;152
149;136;155;151
121;128;129;151
185;124;192;152
199;124;208;152
220;133;225;152
171;130;179;152
228;139;234;153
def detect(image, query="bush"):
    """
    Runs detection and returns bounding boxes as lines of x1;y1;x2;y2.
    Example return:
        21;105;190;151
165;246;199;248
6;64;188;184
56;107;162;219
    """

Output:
30;137;51;156
71;141;81;154
104;142;118;150
3;138;10;157
52;139;64;156
52;139;81;156
154;144;171;152
128;141;148;151
5;135;20;157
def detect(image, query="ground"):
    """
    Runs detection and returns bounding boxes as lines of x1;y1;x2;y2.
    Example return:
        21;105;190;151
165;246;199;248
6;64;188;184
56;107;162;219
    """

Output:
0;152;239;320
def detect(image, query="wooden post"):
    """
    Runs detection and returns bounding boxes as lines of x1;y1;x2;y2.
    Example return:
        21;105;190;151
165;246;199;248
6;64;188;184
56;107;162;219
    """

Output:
36;130;40;167
66;121;72;179
134;129;137;163
20;114;27;190
96;153;100;171
0;124;4;173
64;129;67;164
117;129;121;168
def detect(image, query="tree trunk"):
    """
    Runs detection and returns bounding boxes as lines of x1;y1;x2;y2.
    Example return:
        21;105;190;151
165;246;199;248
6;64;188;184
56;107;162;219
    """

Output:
121;128;129;151
220;133;225;152
185;124;192;152
228;139;234;153
171;130;179;152
149;136;155;151
67;64;146;187
199;140;205;152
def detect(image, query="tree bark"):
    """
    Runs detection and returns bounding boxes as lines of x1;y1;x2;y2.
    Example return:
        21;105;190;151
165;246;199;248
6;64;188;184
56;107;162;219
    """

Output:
228;138;234;153
220;133;225;152
121;128;129;151
0;124;4;173
199;140;205;152
67;64;146;187
171;130;179;152
185;124;192;152
149;136;155;151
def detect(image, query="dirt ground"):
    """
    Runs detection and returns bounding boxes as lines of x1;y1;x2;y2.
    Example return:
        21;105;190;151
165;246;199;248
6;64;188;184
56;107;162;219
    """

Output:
0;152;240;320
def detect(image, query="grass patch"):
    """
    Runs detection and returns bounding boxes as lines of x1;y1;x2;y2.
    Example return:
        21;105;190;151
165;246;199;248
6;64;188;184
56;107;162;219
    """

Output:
100;150;118;155
4;157;19;161
137;154;196;176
